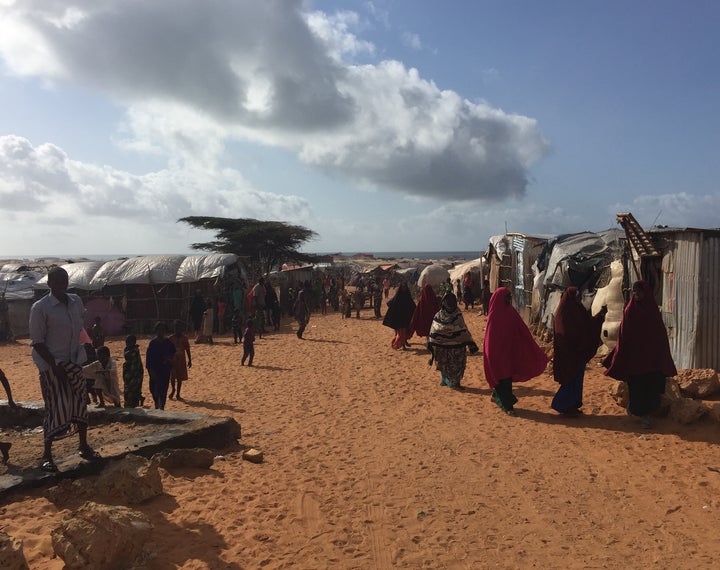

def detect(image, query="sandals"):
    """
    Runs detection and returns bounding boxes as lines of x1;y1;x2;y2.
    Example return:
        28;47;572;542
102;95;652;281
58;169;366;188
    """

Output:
79;447;102;461
39;458;58;472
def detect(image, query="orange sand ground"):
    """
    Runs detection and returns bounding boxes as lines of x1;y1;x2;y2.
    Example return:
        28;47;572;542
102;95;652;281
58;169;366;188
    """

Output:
1;307;720;569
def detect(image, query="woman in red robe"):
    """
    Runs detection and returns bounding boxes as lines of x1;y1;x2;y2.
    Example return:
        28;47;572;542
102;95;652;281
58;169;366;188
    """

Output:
483;287;549;416
552;287;606;415
603;280;676;428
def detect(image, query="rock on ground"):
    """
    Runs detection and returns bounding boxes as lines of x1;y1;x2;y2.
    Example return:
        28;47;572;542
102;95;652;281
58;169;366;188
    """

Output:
51;501;152;570
151;447;215;470
0;529;28;570
669;398;708;425
675;369;720;399
608;381;628;408
95;454;163;505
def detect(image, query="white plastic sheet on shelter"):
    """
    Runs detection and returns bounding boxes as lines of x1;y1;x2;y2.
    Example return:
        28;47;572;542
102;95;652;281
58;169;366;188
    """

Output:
417;264;450;290
1;265;45;339
448;258;484;284
33;254;242;335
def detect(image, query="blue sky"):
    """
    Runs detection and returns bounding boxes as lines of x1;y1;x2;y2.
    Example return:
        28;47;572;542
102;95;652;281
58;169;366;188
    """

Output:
0;0;718;257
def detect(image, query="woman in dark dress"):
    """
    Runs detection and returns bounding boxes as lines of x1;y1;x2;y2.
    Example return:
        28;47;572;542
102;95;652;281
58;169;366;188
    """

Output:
603;280;677;428
382;283;416;350
552;287;606;416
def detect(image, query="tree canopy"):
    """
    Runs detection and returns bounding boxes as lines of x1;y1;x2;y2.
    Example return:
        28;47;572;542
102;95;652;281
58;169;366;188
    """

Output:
178;217;318;280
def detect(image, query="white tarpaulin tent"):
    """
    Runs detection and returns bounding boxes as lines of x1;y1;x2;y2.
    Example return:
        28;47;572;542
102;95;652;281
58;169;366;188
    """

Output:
417;264;450;289
36;254;240;290
448;258;484;284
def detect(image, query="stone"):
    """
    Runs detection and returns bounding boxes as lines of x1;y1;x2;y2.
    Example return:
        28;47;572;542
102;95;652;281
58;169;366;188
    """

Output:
47;479;90;507
51;501;152;570
706;402;720;424
242;448;264;464
151;448;215;470
608;381;628;408
658;378;683;415
669;398;708;425
95;454;163;505
675;369;720;399
0;529;28;570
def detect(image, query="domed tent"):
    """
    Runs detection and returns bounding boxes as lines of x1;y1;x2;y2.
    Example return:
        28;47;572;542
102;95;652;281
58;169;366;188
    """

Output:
417;264;450;290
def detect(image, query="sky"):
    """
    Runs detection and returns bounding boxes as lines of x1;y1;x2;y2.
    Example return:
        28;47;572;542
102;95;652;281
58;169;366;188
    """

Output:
0;0;719;257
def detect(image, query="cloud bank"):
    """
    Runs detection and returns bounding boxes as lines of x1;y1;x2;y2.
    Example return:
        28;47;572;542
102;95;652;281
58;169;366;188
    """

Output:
0;0;548;202
0;135;311;222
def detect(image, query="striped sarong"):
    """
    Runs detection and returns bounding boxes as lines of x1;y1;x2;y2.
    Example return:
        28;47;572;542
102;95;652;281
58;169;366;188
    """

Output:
39;362;89;443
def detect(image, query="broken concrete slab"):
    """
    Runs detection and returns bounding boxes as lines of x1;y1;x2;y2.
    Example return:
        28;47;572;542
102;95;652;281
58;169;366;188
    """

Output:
0;403;240;500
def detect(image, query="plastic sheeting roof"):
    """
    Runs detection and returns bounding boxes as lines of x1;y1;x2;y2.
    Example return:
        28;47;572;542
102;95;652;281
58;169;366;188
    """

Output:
417;264;450;289
1;270;44;300
35;254;239;290
487;235;508;260
543;230;624;289
448;258;484;284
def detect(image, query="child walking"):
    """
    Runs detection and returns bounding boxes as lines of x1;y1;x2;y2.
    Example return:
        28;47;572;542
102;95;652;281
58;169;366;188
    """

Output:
241;318;255;366
169;321;192;401
122;335;145;407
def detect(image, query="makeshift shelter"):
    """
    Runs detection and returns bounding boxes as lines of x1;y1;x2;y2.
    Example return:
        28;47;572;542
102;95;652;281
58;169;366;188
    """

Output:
447;258;484;284
644;227;720;371
417;264;450;290
536;229;624;331
485;234;552;323
0;264;45;339
34;254;243;336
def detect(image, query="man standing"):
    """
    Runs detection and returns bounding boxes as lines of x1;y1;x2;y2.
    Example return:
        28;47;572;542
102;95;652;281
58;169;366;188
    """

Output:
30;267;100;472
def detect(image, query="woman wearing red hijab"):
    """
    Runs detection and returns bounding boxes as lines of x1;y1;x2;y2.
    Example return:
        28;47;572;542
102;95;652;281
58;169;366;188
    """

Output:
409;284;440;339
603;280;676;428
552;287;606;415
483;287;549;416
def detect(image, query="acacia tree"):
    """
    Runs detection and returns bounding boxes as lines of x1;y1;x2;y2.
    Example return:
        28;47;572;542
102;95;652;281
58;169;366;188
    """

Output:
178;216;319;280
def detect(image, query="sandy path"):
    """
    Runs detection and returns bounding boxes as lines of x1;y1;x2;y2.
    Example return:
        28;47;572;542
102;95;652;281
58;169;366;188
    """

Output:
1;309;720;569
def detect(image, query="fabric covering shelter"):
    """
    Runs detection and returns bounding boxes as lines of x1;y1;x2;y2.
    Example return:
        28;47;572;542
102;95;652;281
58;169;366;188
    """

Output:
35;254;239;290
417;264;450;289
448;258;484;284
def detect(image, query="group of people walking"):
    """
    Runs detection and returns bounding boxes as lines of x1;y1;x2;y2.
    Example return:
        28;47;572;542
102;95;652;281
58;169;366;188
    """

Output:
383;278;676;425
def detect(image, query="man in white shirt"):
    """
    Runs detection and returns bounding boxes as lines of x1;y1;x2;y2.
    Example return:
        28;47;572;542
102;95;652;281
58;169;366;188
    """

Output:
29;267;101;472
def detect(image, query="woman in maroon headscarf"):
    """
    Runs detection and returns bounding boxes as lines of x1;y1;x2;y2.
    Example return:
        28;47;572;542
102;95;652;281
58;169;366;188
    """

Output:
409;284;440;339
552;287;606;416
603;280;676;428
483;287;549;416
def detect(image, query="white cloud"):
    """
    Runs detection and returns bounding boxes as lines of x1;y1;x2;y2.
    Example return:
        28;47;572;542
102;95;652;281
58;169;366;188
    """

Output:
305;10;375;62
401;31;422;51
0;135;312;225
611;192;720;229
0;0;549;203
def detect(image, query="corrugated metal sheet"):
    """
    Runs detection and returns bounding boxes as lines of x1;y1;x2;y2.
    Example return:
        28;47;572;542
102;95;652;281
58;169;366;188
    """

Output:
671;234;701;368
697;236;720;370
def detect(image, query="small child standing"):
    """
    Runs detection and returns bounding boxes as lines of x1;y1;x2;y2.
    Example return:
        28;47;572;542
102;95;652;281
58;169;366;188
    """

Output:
231;309;241;344
122;335;145;407
83;346;122;407
169;321;192;401
241;318;255;366
90;316;105;348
